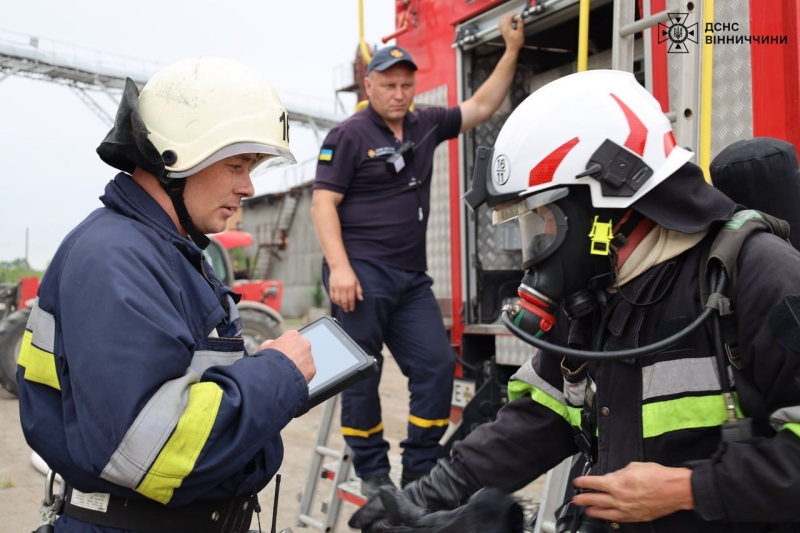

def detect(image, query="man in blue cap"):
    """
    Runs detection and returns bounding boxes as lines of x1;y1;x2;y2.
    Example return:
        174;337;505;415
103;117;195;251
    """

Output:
311;14;525;499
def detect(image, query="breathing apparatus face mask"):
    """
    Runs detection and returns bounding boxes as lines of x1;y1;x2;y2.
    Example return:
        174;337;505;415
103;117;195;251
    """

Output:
493;186;618;336
491;181;727;365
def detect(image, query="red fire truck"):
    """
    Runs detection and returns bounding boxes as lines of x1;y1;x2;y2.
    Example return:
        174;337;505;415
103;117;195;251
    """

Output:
392;0;800;440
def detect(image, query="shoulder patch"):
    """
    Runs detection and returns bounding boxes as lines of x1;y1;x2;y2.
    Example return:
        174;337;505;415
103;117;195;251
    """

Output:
318;144;335;165
723;210;763;230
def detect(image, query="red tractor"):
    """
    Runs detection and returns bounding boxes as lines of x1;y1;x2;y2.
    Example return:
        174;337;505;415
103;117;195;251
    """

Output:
205;230;285;354
0;277;40;394
0;230;284;396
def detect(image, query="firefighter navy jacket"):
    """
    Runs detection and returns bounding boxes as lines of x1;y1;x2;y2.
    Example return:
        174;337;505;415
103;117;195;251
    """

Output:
451;232;800;532
17;174;309;523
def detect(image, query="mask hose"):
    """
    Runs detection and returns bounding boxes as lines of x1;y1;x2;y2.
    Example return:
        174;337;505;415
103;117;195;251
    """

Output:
501;266;726;361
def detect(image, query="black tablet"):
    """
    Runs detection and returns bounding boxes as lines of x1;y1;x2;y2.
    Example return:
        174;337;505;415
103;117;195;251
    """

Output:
295;316;378;416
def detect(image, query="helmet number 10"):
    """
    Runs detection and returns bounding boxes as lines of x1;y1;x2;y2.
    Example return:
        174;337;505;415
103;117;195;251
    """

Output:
279;111;290;142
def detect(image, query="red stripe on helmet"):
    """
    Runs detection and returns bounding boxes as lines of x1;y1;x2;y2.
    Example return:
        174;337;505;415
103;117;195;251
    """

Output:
664;131;677;157
529;137;580;187
610;93;648;156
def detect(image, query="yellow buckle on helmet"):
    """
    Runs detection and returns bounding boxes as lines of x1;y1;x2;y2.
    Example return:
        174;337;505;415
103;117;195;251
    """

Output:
588;216;614;256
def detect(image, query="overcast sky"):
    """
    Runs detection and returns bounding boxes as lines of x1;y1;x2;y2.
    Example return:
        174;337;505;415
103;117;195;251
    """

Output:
0;0;396;269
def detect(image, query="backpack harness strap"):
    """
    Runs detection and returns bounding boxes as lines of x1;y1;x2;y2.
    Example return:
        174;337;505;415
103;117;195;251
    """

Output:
700;210;791;441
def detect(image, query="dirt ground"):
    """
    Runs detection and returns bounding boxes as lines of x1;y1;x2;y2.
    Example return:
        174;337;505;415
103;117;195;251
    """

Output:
0;338;544;533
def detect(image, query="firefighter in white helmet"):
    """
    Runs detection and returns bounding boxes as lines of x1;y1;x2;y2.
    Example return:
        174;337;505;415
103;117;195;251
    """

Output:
18;57;315;533
352;70;800;532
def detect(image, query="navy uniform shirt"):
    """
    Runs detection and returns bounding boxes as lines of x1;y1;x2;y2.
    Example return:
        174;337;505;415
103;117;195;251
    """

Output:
314;104;462;272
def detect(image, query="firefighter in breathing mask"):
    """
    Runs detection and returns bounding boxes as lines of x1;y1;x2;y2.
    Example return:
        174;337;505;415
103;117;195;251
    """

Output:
350;69;800;533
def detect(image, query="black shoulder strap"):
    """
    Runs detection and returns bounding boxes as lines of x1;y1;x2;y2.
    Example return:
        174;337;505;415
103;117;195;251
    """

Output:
703;209;790;366
704;209;790;298
699;229;743;370
700;210;788;427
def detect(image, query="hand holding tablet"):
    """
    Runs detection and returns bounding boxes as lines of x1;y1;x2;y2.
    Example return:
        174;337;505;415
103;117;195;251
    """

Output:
294;316;378;416
264;330;316;383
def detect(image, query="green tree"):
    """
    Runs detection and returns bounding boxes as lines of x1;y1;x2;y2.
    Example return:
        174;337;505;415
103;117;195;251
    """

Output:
0;258;44;284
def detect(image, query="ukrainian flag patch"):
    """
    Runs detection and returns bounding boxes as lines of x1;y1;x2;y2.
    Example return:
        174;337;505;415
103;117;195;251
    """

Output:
319;145;335;165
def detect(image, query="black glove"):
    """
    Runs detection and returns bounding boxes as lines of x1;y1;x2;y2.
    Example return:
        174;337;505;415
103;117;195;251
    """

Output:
350;494;393;533
349;459;470;532
372;486;524;533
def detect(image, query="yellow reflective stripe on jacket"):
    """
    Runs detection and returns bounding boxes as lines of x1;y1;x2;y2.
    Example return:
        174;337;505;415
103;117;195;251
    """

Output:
341;422;384;439
642;394;732;438
508;380;581;427
769;405;800;433
408;415;450;428
135;382;223;504
102;351;245;491
784;423;800;438
507;378;530;402
510;356;751;439
17;330;61;391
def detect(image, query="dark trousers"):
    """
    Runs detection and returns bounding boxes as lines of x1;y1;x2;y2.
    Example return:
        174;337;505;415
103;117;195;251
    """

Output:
323;259;455;480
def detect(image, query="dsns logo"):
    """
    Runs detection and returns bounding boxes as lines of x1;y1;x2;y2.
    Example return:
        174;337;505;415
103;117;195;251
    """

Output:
658;13;698;53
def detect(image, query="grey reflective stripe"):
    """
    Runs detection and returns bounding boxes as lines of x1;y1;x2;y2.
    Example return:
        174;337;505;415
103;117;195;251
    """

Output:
101;368;199;489
100;346;245;488
642;357;721;400
564;379;587;407
190;350;244;377
27;301;55;352
769;405;800;432
510;360;566;404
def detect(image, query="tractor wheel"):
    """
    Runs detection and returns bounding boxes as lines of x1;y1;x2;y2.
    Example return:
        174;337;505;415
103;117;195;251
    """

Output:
0;307;30;396
239;308;283;355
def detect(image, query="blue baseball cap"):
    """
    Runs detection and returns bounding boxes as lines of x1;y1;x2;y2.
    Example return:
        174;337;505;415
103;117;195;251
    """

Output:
366;46;418;75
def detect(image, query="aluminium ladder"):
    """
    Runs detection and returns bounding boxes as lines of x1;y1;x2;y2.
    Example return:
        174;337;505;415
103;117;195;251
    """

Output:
295;391;537;532
296;394;391;533
295;395;356;533
295;394;406;532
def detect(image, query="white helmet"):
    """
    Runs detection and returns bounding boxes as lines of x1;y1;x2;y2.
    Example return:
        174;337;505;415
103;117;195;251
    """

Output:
465;70;692;212
138;57;296;178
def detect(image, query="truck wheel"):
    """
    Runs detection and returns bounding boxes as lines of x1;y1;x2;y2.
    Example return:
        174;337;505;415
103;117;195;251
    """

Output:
239;308;283;355
0;307;30;396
